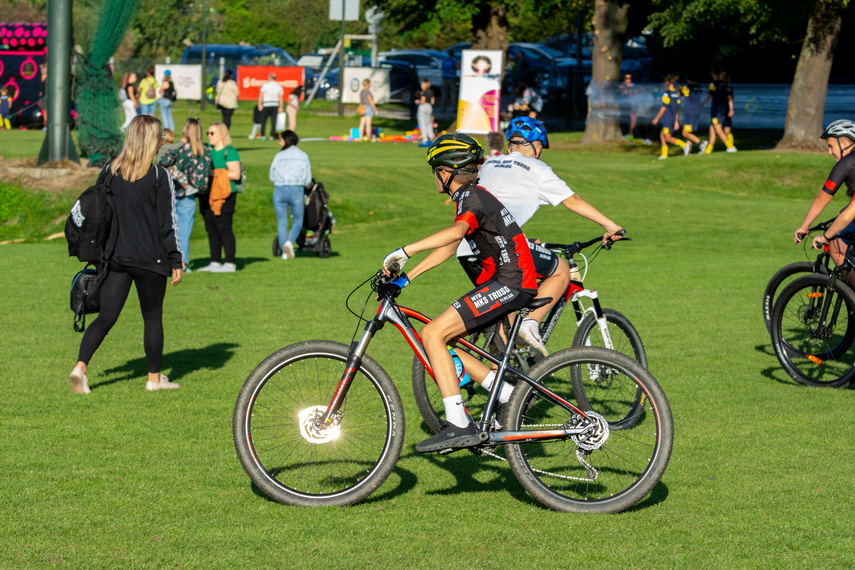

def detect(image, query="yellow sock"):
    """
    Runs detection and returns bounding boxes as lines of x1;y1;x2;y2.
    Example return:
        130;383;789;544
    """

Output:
674;139;686;148
661;146;668;159
726;133;734;148
705;142;714;154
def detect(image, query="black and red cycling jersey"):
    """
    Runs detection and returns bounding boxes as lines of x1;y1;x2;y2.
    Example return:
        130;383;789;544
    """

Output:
451;183;538;296
821;152;855;198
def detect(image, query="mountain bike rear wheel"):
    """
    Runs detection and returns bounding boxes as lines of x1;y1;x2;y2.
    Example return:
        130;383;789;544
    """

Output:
504;347;673;514
233;340;404;506
770;275;855;388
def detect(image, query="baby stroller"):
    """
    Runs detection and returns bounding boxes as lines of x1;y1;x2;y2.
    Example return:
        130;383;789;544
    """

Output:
273;180;335;258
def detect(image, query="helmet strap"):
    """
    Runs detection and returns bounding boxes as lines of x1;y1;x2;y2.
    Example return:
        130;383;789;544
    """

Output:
839;138;855;156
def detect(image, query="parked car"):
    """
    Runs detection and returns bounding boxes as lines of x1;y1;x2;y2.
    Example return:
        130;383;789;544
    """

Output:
378;49;444;69
181;43;315;92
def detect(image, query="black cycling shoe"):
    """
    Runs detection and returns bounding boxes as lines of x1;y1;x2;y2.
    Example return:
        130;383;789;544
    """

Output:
415;421;481;453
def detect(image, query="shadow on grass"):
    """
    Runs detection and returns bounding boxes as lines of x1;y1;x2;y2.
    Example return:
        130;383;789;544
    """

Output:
189;256;269;271
95;342;239;388
246;461;419;505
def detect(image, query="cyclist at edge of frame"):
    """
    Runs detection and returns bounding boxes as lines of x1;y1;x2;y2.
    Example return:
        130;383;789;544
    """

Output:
382;133;538;454
457;116;624;357
794;119;855;289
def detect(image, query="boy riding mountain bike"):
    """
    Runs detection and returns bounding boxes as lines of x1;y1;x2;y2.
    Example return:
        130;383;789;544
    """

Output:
795;119;855;288
382;133;538;453
457;117;624;356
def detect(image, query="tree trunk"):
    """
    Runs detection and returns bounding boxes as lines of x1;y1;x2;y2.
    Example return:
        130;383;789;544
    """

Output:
471;3;509;52
776;0;843;151
582;0;629;144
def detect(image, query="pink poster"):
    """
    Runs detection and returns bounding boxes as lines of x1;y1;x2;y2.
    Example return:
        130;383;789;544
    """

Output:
457;50;503;134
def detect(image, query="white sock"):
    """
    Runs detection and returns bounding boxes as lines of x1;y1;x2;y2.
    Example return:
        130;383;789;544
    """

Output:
480;371;514;404
443;395;469;428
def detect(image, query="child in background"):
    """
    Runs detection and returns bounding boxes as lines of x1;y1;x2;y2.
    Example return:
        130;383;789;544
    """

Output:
486;132;504;158
248;105;263;140
1;86;11;130
155;129;188;187
680;75;703;155
651;74;687;160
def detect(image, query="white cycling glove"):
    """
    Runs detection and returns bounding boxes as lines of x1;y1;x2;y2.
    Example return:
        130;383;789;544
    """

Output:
383;247;410;272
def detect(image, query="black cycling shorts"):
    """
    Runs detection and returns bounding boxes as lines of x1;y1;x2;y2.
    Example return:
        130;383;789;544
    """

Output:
458;240;558;286
453;280;534;333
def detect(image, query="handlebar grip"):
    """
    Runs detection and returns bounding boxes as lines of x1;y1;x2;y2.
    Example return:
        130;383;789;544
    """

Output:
388;262;401;274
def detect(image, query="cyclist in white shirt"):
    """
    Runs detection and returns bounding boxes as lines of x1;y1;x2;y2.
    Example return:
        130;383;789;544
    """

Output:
457;116;623;355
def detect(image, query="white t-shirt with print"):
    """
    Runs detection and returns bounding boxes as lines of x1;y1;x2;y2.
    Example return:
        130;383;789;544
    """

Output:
260;81;284;107
457;151;575;257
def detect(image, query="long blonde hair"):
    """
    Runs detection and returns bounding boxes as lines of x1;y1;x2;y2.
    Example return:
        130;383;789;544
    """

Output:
184;118;204;157
209;122;232;147
112;115;161;182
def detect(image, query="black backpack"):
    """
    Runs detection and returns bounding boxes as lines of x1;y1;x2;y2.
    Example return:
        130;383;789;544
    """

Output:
303;180;330;231
163;81;177;102
65;168;118;265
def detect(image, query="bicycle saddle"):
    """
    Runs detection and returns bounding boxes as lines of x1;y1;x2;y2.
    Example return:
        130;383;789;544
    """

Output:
525;297;553;310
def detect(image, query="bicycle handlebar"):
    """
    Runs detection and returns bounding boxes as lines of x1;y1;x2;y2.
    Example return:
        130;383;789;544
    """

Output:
542;229;629;256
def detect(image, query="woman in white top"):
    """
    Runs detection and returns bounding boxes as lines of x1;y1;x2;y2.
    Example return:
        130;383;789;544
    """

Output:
215;69;240;129
286;86;302;132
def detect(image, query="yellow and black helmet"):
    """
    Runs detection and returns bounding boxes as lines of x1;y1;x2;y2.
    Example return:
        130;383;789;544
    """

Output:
426;133;485;170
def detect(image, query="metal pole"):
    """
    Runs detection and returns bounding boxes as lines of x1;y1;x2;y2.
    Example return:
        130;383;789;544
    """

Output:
201;0;207;111
337;0;345;116
45;0;73;162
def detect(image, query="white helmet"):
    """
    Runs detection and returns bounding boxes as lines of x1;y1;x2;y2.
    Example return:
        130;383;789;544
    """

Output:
821;120;855;140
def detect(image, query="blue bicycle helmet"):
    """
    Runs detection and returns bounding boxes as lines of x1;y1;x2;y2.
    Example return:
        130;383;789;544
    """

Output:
505;116;549;149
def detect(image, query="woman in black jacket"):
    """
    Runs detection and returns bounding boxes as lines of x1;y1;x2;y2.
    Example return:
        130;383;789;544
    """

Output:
69;115;184;394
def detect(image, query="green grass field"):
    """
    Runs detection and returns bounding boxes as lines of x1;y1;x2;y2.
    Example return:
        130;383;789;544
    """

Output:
2;106;854;567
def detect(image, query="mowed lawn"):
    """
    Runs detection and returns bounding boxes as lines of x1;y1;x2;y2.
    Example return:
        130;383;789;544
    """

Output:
1;108;854;567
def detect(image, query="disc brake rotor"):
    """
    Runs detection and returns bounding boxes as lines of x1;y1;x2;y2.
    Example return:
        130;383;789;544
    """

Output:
571;411;609;451
298;405;342;444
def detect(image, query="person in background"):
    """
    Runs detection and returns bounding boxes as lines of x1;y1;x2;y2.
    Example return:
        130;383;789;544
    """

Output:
417;79;435;147
651;74;687;160
248;105;263;140
0;86;10;130
269;129;312;260
69;115;183;395
620;73;638;139
701;68;737;154
358;79;378;142
215;69;240;129
155;128;180;162
286;85;302;132
120;72;139;133
138;66;159;116
198;122;242;273
486;131;504;159
158;69;176;131
257;73;283;140
509;82;541;119
159;118;212;271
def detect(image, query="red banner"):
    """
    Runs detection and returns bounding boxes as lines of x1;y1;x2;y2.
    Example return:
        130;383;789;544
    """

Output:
236;66;304;101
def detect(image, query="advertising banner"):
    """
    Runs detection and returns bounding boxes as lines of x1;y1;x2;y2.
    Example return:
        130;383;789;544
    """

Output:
236;66;305;101
456;50;503;134
155;64;201;100
342;67;390;104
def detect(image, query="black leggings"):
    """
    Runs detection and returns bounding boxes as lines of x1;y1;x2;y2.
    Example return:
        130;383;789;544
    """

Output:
198;193;236;263
220;107;235;129
77;264;168;373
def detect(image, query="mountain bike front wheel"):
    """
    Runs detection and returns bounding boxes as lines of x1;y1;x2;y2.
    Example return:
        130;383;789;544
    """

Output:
770;275;855;388
233;340;405;507
763;261;829;334
504;347;673;514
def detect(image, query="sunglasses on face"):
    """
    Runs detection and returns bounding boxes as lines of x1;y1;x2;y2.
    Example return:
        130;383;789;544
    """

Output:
206;131;216;135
